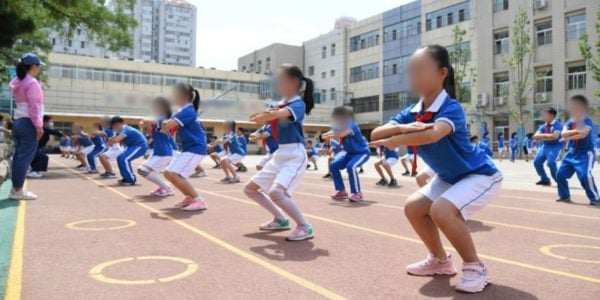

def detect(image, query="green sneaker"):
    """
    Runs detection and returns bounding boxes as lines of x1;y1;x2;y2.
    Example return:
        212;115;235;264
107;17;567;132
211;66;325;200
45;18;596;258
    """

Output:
259;218;290;230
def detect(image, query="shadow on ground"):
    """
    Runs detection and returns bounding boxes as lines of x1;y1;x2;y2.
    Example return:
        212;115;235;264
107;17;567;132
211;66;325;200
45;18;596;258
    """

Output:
419;276;538;299
243;231;329;262
466;220;494;233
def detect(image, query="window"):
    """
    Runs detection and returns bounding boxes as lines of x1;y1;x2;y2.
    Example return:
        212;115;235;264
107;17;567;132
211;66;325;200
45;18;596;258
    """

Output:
80;41;85;49
350;63;380;82
330;70;335;77
383;56;409;77
350;30;380;52
535;69;553;94
425;1;470;31
350;95;379;113
257;60;262;73
331;43;336;56
321;89;327;102
330;88;336;101
494;75;510;98
52;38;56;46
321;72;326;79
265;57;271;73
567;64;586;90
383;93;416;110
535;20;552;46
447;41;471;61
77;28;82;35
67;40;72;47
493;0;509;13
322;46;327;58
308;66;314;76
494;30;509;54
566;13;586;41
249;63;254;72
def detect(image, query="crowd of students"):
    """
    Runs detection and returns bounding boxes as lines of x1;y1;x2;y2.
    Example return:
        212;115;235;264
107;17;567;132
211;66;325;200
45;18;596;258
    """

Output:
13;44;600;294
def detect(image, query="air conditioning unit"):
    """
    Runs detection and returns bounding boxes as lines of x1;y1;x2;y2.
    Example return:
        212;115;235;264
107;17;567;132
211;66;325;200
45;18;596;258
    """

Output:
476;93;489;108
535;92;551;103
535;0;547;9
494;96;506;106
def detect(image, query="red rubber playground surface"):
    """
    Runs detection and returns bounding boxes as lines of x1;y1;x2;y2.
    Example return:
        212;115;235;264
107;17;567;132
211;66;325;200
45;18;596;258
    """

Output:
3;155;600;299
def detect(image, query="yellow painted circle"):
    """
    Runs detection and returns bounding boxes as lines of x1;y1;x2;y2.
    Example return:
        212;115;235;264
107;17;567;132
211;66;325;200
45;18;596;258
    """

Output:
66;219;137;231
539;244;600;264
89;256;198;285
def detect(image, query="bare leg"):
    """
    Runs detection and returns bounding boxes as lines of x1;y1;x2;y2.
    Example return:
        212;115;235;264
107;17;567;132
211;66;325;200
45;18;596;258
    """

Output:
382;163;394;179
99;155;113;173
430;199;480;262
165;171;198;198
374;161;385;179
400;159;409;173
221;159;231;177
404;193;447;260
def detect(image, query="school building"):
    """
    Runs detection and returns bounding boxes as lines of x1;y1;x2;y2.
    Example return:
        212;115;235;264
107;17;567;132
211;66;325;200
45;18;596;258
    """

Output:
29;53;333;152
239;0;600;148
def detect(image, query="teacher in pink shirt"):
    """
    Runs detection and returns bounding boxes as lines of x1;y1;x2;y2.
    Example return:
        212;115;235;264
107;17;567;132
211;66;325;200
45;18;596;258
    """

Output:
8;53;45;200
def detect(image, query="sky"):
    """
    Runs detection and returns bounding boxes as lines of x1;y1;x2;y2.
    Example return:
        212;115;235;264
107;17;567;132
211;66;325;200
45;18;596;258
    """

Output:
189;0;411;71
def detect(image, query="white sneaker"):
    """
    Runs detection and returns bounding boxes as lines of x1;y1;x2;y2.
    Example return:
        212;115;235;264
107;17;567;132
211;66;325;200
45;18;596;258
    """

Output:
78;166;89;172
9;190;38;200
26;171;43;178
455;262;490;293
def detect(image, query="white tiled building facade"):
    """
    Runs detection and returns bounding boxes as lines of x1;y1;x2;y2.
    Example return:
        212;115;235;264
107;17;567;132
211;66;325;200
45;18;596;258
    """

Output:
48;0;197;67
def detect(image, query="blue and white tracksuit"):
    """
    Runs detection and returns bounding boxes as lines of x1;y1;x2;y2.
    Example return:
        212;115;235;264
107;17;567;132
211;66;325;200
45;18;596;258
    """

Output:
534;119;564;183
330;122;370;194
117;125;148;182
556;117;599;203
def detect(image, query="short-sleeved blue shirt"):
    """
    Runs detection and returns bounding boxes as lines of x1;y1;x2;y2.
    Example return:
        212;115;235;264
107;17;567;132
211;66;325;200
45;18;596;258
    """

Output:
152;119;175;156
257;124;278;154
537;119;563;147
307;146;318;157
79;131;93;147
172;104;207;155
104;128;115;139
237;134;247;152
498;136;505;149
277;96;306;145
509;137;518;149
382;147;399;159
225;131;245;155
91;133;104;148
478;142;493;157
338;122;369;154
330;139;342;154
213;143;224;153
120;125;147;148
564;117;596;153
389;90;498;184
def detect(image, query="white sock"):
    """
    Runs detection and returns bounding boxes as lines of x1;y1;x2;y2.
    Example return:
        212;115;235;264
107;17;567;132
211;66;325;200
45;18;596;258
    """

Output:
269;185;308;226
244;186;286;220
145;172;170;190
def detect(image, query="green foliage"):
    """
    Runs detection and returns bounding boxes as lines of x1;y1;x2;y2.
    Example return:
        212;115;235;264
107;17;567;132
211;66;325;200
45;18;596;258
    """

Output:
578;11;600;100
0;0;137;83
501;7;535;127
448;26;476;105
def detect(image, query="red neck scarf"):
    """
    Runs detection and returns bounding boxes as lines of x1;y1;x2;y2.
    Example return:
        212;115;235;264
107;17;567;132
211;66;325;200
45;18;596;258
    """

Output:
411;111;435;175
270;102;292;141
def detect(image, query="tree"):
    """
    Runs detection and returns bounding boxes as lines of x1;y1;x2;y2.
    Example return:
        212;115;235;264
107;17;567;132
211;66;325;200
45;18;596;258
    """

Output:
502;7;535;145
579;10;600;99
0;0;138;83
448;26;476;105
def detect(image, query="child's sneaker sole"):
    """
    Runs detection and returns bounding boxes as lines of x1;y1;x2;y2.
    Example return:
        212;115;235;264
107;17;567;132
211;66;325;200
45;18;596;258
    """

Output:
285;233;315;241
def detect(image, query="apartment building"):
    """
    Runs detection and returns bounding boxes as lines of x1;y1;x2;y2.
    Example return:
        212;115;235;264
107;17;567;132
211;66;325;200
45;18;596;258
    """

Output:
237;43;304;75
48;0;197;67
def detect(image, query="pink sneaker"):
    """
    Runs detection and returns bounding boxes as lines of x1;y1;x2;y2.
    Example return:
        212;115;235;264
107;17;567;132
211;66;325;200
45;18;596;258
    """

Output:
406;254;457;276
150;187;174;197
182;199;208;211
455;262;489;293
331;191;348;200
174;197;194;207
348;192;363;202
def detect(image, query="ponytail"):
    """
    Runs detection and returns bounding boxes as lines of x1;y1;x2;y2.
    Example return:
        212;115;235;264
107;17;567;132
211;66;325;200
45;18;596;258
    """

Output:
422;44;457;99
279;64;314;115
192;89;200;111
16;62;30;80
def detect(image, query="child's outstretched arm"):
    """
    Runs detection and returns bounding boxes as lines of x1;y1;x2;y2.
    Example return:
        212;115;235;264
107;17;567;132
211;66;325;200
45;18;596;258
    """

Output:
369;122;451;150
322;129;352;140
371;122;434;141
160;119;178;133
533;130;560;141
250;108;290;123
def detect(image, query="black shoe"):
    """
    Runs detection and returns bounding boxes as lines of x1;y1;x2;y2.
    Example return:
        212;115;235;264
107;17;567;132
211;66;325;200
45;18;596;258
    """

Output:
388;178;398;187
536;180;551;186
118;179;136;186
376;178;388;186
590;201;598;206
76;164;83;168
401;171;410;176
322;173;331;179
306;164;311;169
556;198;571;203
359;168;364;174
212;164;220;169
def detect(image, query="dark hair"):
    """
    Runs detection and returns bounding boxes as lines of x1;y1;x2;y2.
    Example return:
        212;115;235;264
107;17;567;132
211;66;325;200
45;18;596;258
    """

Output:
175;83;200;111
570;94;589;108
237;127;244;133
110;116;125;125
93;122;103;130
16;61;33;80
43;115;52;122
331;106;354;119
307;140;313;145
511;132;517;138
527;133;534;138
153;96;173;118
225;120;236;132
211;135;218;140
279;64;314;115
483;131;489;137
498;132;503;138
543;107;557;117
318;133;325;143
470;135;479;143
421;45;456;99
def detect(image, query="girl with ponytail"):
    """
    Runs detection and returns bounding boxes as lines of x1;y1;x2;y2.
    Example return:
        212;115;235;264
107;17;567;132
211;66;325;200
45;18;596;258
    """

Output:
161;83;209;211
369;45;502;293
243;64;315;241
